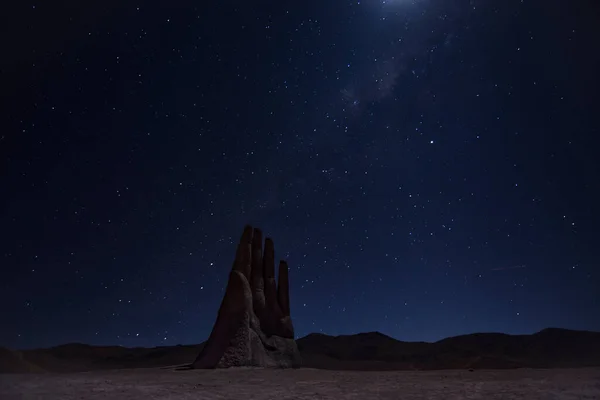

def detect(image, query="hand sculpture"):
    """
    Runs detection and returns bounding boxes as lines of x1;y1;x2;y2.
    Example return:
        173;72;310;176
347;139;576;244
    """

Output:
192;225;301;368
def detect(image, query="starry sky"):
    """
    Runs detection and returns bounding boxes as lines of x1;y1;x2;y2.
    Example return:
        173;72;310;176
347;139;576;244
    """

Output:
1;0;599;350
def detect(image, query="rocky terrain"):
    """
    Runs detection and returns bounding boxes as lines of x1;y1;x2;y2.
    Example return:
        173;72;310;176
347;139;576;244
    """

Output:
1;366;599;400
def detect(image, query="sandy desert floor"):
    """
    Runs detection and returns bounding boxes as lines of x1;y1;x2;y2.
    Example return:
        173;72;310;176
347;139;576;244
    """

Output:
1;367;599;400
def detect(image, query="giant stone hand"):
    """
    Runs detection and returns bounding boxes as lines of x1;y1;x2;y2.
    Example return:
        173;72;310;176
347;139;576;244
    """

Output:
192;225;301;368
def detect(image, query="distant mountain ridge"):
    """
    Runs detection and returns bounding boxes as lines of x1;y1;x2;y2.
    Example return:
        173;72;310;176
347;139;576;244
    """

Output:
1;328;599;373
297;328;600;370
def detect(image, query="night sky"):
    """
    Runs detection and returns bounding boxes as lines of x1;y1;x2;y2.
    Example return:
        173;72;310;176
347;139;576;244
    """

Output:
2;0;599;350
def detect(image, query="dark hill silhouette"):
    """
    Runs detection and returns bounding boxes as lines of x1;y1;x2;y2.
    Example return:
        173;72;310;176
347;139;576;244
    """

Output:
297;328;600;370
3;344;203;373
2;328;599;373
0;347;45;373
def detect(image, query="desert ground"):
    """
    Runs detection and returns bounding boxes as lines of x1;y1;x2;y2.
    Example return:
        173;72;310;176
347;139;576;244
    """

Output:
1;367;599;400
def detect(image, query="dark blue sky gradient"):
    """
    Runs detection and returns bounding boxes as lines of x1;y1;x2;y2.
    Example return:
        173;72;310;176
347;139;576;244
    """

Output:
1;0;599;349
